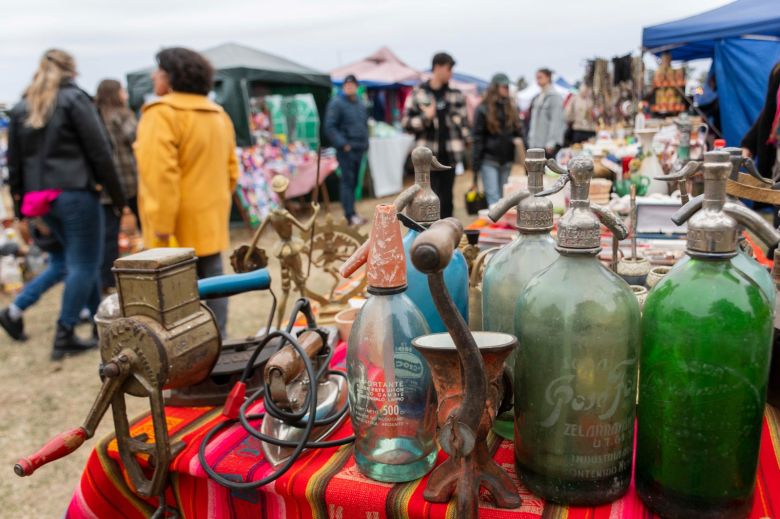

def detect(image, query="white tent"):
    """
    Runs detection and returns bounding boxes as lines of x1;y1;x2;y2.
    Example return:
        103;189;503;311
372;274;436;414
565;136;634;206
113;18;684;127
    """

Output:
517;81;573;112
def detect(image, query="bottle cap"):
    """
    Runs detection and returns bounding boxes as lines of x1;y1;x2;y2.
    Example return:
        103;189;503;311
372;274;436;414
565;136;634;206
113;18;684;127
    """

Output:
339;204;406;289
536;156;627;253
673;150;780;257
488;148;553;232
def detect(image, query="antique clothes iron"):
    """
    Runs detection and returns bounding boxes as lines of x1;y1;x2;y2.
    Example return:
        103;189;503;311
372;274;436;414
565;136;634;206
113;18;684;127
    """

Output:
410;218;520;517
259;317;346;466
15;249;269;500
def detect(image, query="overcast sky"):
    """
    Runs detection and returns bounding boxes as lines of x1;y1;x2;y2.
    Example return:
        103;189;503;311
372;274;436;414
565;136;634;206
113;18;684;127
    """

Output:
0;0;731;102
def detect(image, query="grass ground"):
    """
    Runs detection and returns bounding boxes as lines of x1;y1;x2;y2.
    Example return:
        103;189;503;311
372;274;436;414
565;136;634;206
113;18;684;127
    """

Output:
0;171;477;517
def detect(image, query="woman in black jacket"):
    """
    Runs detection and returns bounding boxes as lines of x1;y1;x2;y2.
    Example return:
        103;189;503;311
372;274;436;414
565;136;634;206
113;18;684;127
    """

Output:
742;61;780;180
3;49;125;360
472;73;523;206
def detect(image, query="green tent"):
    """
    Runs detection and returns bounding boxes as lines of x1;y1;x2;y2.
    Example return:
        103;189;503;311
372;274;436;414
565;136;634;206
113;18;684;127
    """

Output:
126;42;332;147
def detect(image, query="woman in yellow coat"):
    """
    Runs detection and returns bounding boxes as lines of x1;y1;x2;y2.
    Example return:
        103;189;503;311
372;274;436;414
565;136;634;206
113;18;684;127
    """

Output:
134;47;239;334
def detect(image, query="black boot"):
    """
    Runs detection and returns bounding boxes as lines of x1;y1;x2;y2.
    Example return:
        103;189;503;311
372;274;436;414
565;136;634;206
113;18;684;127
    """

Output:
0;308;27;342
51;322;97;361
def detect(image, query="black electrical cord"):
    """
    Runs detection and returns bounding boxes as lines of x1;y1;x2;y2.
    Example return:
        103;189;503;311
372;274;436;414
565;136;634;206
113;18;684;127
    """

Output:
198;300;354;491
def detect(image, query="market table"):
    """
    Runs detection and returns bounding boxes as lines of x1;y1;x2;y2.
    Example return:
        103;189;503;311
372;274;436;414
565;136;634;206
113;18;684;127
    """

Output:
65;339;780;519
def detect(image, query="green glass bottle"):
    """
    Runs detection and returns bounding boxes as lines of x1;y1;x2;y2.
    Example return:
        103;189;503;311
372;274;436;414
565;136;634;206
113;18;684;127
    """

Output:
514;156;640;505
482;148;558;440
637;151;780;519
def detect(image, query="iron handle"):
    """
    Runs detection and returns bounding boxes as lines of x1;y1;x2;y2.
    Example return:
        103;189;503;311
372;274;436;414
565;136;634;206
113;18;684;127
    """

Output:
410;218;464;274
742;158;773;185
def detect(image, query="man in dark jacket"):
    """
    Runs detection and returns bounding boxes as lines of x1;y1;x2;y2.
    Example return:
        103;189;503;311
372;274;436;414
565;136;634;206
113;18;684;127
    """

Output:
324;74;369;226
402;52;469;218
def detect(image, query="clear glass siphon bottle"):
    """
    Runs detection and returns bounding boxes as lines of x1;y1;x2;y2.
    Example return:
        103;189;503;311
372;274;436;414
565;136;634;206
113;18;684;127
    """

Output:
482;148;558;440
514;157;640;505
637;151;780;519
339;204;436;482
394;146;469;333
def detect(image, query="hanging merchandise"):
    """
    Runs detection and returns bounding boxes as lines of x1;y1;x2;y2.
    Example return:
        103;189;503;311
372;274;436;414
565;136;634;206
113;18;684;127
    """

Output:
637;150;780;519
482;148;558;440
338;204;436;482
514;156;640;505
392;146;469;333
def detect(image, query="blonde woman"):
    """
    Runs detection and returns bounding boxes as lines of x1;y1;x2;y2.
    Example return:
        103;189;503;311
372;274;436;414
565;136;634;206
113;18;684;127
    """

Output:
4;49;125;360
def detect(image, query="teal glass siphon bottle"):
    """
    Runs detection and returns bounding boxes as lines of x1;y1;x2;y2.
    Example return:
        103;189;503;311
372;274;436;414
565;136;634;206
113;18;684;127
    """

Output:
482;148;558;440
339;204;436;482
394;146;468;333
636;151;780;519
514;157;640;505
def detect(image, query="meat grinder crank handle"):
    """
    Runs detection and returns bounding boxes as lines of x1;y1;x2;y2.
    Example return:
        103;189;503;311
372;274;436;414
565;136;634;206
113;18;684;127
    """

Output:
411;218;486;442
198;268;272;300
14;353;132;477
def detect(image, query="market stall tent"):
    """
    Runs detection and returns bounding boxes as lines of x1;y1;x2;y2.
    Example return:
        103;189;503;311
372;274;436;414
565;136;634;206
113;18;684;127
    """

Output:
331;47;421;88
126;42;332;147
642;0;780;146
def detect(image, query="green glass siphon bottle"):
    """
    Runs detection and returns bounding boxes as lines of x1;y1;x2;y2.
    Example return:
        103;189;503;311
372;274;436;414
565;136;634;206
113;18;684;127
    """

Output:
482;148;558;440
514;156;640;505
637;151;780;519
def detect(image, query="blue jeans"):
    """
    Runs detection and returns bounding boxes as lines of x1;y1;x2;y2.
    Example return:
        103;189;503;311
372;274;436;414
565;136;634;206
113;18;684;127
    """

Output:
45;191;105;327
13;249;66;310
337;149;364;219
480;161;512;206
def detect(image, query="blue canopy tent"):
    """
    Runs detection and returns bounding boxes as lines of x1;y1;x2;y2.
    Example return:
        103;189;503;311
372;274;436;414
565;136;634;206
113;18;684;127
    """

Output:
642;0;780;146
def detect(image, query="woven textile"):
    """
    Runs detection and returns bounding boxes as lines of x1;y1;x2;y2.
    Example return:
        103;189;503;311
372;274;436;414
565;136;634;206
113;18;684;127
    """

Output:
67;341;780;518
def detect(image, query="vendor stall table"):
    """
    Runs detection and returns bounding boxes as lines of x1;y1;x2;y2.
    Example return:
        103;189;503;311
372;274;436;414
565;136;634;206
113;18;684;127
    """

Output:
367;134;415;198
66;339;779;519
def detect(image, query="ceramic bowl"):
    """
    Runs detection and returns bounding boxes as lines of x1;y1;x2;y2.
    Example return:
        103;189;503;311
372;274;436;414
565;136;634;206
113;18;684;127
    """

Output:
617;257;651;286
646;266;672;289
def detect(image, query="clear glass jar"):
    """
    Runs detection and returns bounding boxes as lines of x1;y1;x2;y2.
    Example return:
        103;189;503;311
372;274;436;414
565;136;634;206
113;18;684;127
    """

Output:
347;289;437;482
483;232;557;439
514;253;640;505
637;258;772;518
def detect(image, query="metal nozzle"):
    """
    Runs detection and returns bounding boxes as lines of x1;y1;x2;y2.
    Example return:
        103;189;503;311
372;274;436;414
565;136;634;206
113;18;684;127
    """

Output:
488;190;531;222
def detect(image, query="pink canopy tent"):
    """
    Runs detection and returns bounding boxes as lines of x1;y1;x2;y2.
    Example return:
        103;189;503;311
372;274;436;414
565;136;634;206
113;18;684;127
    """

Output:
331;47;422;87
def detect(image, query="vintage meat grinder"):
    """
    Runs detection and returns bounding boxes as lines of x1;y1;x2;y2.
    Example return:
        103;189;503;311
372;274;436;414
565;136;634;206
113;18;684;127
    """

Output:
14;248;347;502
409;218;520;518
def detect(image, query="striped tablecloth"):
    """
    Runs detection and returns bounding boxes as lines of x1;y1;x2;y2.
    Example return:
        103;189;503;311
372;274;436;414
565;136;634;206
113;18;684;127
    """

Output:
66;341;780;518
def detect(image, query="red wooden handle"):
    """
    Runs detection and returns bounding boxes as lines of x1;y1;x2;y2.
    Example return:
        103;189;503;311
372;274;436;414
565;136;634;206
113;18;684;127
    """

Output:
14;427;87;477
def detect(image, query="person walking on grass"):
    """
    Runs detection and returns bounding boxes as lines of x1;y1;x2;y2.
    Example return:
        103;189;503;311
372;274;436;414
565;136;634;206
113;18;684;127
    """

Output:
402;52;469;218
95;78;139;294
3;49;126;359
472;73;523;206
527;68;566;158
325;74;369;226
